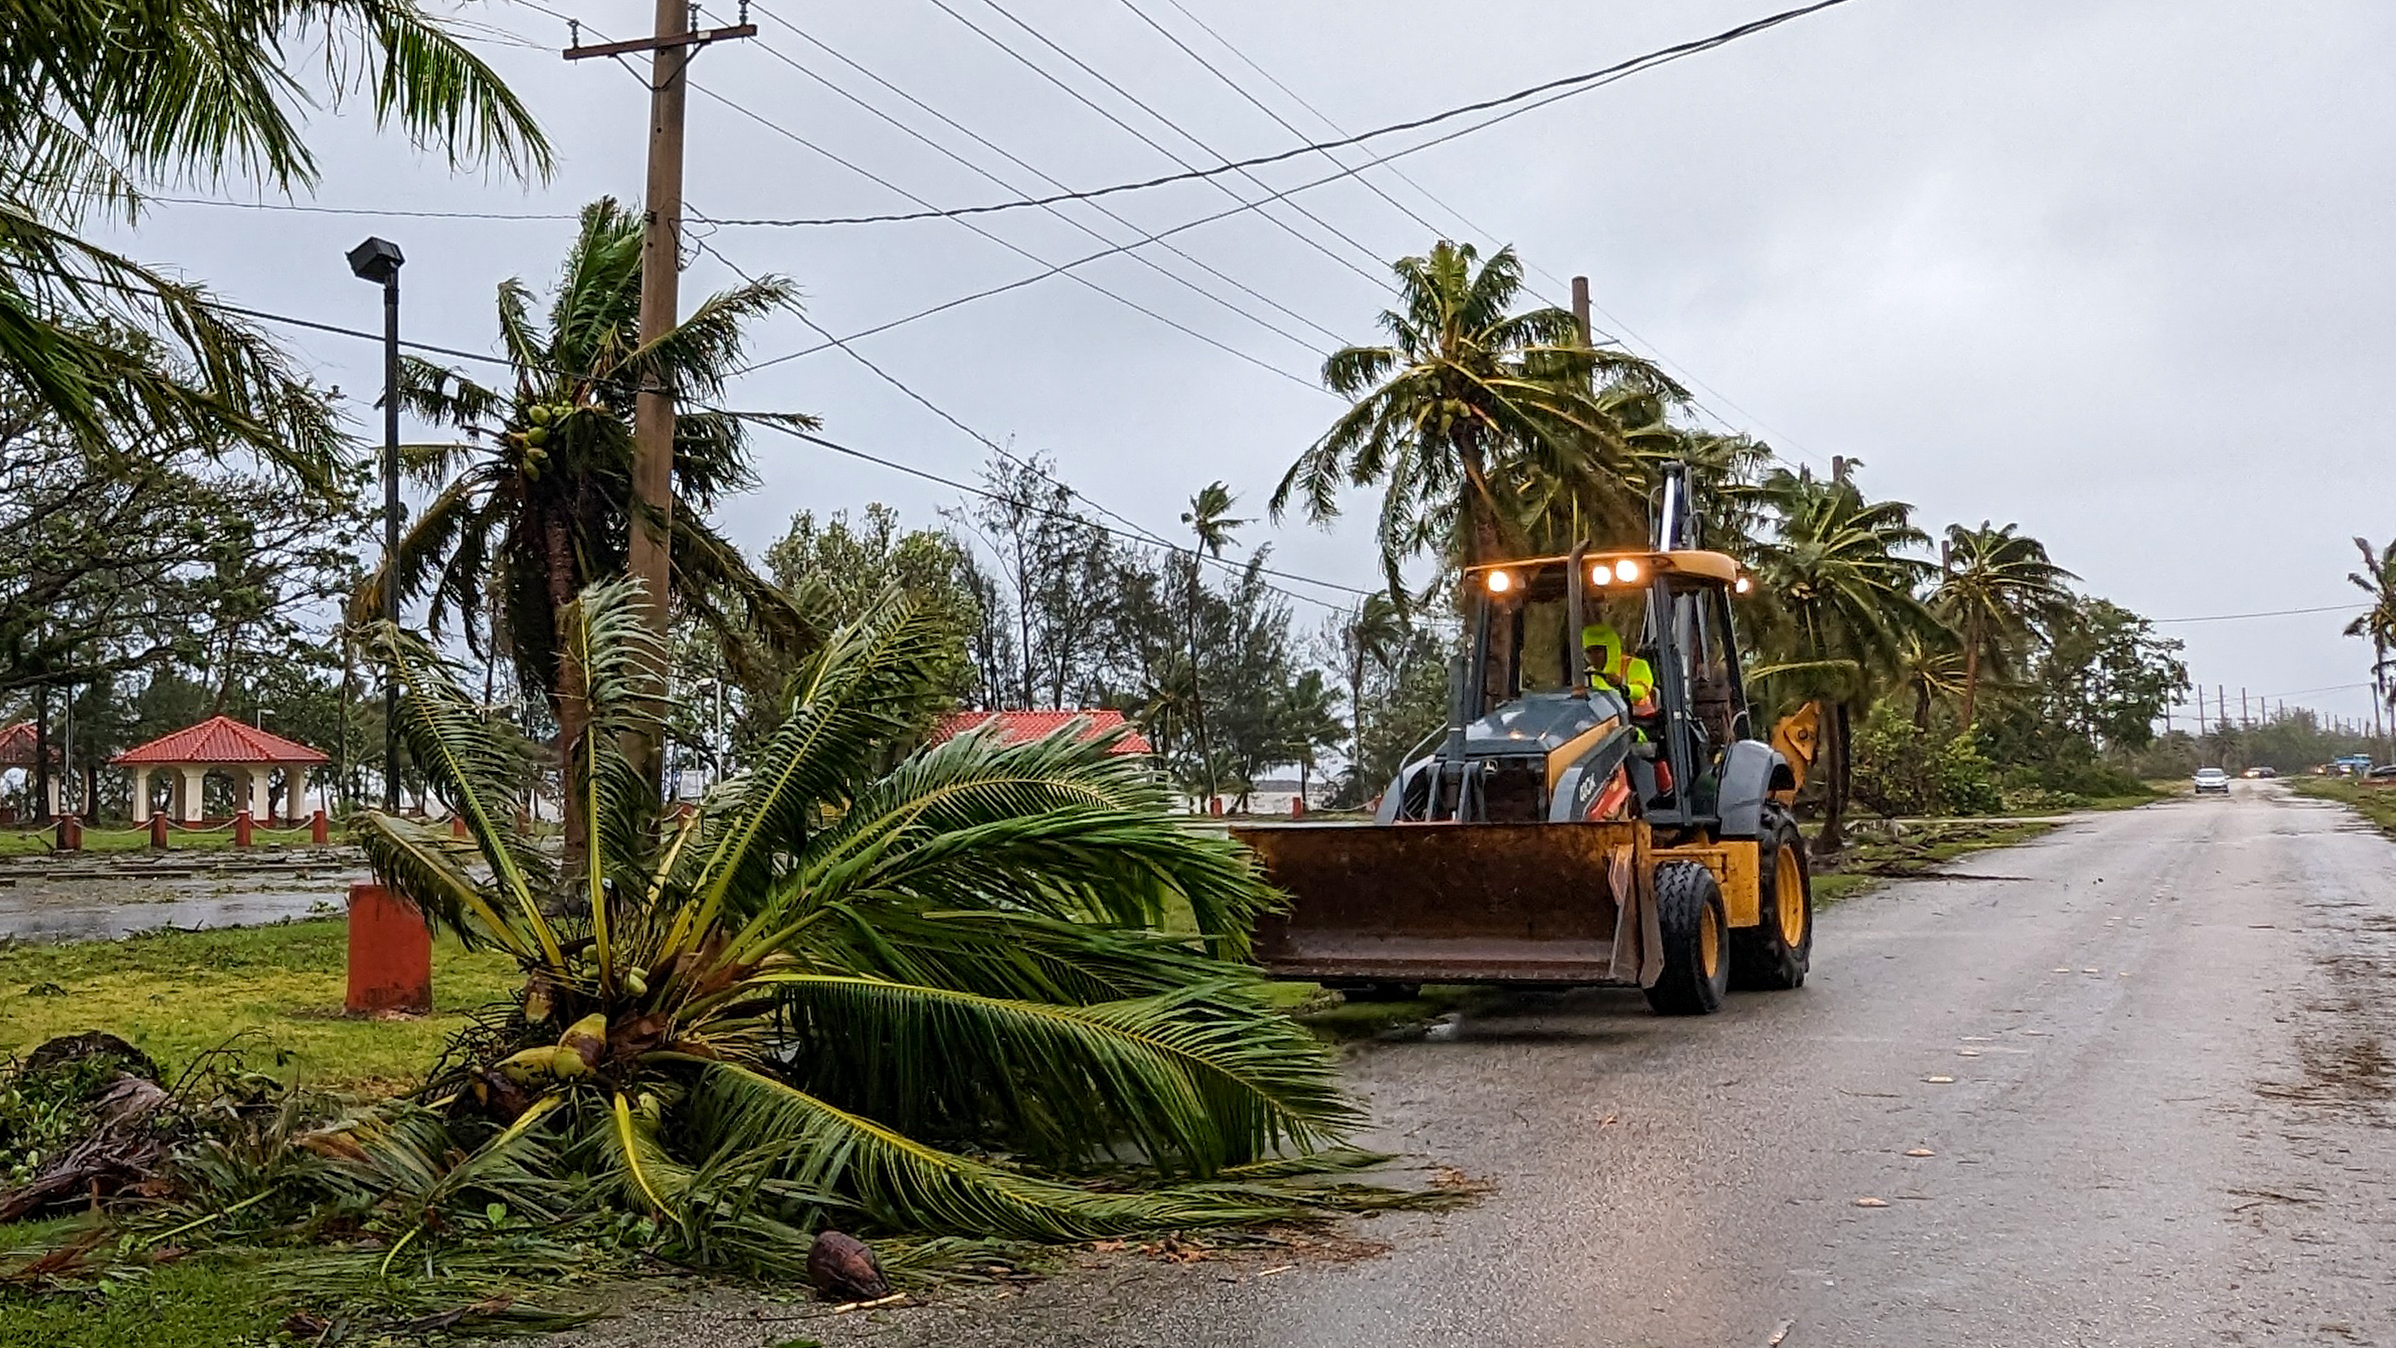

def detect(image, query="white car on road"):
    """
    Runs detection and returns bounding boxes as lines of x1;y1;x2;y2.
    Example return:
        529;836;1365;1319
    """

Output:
2194;767;2230;795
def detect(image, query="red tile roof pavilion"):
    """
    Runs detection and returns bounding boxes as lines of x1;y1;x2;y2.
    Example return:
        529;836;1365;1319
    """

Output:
927;709;1153;755
0;721;55;768
111;716;327;826
111;716;328;766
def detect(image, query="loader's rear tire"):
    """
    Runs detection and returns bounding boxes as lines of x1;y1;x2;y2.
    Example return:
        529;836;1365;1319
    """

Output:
1644;861;1731;1016
1730;813;1813;992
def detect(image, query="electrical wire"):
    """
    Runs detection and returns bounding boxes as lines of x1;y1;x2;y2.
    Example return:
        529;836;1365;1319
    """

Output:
1112;0;1447;242
692;236;1380;611
684;84;1323;392
705;1;1853;228
729;27;1332;360
1117;0;1835;479
938;0;1394;291
726;413;1383;609
728;1;1847;376
744;1;1349;348
2152;604;2358;624
118;194;580;222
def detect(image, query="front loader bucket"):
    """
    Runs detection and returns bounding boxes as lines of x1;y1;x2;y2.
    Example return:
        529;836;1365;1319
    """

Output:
1231;821;1647;985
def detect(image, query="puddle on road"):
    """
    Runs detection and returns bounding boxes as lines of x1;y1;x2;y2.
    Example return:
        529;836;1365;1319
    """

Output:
0;857;363;942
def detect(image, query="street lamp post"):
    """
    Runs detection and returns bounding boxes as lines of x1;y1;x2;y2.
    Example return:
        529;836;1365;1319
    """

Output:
347;237;405;813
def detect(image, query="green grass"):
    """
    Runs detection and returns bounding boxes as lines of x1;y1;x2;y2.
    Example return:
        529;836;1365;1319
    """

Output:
0;919;520;1093
0;825;334;859
2290;776;2396;839
0;1228;287;1348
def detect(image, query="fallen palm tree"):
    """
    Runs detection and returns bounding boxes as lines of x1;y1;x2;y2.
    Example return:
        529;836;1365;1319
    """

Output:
1;582;1403;1331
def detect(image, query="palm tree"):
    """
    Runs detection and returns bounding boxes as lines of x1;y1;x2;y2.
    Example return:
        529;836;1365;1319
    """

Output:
2;0;547;466
1745;467;1934;854
1333;593;1405;792
333;582;1365;1277
1277;669;1347;806
1272;242;1676;603
1180;482;1247;808
1932;522;2077;728
1891;628;1968;730
381;199;813;838
2344;536;2396;751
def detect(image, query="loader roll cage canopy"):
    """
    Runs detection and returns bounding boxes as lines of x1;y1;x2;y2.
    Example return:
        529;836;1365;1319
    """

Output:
1464;548;1759;828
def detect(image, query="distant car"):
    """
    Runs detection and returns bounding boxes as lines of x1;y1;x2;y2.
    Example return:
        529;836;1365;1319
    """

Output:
2194;768;2230;795
2370;764;2396;781
2242;766;2276;779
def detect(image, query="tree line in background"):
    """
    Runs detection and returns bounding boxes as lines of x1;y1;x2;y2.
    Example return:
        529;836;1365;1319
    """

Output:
12;229;2383;846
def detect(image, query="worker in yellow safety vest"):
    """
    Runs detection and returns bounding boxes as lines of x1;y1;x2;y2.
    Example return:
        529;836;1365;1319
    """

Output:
1582;623;1656;712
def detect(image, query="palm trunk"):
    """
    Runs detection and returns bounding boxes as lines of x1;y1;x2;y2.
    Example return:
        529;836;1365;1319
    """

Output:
1185;554;1217;809
1912;678;1931;731
1814;700;1852;856
1959;615;1982;728
543;513;590;864
1349;668;1366;801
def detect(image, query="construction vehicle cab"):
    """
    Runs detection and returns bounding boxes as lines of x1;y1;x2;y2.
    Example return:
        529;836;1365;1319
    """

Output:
1232;464;1814;1015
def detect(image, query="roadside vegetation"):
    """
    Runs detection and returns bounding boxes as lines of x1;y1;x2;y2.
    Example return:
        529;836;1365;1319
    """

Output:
0;0;2353;1340
2289;777;2396;840
0;921;516;1088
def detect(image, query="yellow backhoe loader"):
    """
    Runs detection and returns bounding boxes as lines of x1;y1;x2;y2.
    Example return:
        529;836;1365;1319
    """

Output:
1232;464;1818;1015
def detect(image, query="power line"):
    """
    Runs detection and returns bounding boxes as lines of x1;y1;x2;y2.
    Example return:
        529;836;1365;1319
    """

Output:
1113;0;1447;242
726;413;1381;609
707;1;1853;229
728;1;1848;376
683;84;1323;392
693;236;1382;612
744;1;1349;348
947;0;1395;291
727;21;1332;360
113;194;581;222
1114;0;1835;480
2153;603;2357;625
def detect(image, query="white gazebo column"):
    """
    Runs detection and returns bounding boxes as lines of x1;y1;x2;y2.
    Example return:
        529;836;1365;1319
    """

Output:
285;764;310;824
245;765;272;820
43;774;61;818
130;768;152;823
179;766;205;823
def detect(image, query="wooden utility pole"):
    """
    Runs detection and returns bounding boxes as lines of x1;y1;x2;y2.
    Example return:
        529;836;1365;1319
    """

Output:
566;5;753;787
1571;275;1592;346
2241;687;2250;728
2196;685;2205;736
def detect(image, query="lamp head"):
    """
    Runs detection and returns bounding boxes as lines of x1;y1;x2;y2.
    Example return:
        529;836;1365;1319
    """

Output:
346;236;405;284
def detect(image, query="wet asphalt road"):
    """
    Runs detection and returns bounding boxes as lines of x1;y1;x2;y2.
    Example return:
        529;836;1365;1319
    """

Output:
578;782;2396;1347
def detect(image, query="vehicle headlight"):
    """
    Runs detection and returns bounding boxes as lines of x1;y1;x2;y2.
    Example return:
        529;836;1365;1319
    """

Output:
1613;558;1643;583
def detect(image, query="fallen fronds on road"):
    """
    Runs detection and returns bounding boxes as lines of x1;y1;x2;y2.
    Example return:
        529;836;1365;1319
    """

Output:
1810;818;2063;905
2289;777;2396;841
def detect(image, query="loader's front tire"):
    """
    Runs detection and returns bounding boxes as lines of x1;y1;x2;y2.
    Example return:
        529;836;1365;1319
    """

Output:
1644;861;1731;1016
1730;813;1813;991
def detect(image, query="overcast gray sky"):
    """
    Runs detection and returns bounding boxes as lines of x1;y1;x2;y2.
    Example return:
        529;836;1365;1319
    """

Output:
93;0;2396;728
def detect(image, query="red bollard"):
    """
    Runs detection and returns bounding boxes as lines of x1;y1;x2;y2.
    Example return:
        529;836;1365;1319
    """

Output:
346;882;432;1016
450;815;468;839
1209;796;1224;817
233;809;253;848
310;808;330;845
149;814;169;849
54;816;81;852
1290;795;1306;819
